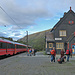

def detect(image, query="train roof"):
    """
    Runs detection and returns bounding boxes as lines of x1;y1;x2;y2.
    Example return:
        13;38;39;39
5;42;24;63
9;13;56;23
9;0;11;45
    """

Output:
0;38;14;43
0;38;27;46
14;42;27;46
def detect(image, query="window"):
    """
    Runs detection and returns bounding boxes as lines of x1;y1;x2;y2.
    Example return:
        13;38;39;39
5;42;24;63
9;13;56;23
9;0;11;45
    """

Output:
49;43;53;48
7;43;11;48
59;30;66;36
0;42;6;49
16;45;19;48
56;43;64;49
0;42;3;48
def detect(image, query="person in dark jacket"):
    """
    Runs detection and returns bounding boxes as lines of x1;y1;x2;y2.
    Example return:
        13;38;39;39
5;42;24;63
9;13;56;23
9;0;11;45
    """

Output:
70;49;72;58
60;49;64;58
34;49;37;56
57;56;66;64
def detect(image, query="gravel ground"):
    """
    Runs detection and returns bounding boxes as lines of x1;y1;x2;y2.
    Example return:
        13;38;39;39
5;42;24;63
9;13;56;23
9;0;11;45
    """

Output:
0;52;75;75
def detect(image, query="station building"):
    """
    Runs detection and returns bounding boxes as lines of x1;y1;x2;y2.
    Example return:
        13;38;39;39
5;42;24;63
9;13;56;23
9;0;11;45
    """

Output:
46;7;75;54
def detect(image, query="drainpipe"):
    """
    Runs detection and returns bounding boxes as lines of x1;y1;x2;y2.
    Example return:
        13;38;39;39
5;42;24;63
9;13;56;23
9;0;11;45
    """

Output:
67;42;69;49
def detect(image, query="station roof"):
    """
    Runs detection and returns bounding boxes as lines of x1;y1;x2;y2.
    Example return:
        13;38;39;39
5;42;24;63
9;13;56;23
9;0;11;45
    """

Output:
46;32;54;42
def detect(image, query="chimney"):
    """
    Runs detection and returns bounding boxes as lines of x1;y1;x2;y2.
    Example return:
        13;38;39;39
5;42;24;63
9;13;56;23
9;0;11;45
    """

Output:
60;18;62;20
70;7;71;12
64;12;66;15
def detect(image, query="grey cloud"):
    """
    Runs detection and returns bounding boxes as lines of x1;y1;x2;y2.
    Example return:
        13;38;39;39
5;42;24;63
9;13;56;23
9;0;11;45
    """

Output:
14;33;21;36
12;30;20;33
0;0;53;29
0;32;7;37
0;0;74;28
0;0;75;40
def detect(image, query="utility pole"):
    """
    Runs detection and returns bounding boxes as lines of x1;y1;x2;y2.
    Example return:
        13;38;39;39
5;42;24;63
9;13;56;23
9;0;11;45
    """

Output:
26;31;28;51
26;31;28;44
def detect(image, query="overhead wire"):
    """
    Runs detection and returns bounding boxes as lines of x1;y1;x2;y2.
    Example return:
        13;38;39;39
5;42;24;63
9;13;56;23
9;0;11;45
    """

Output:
0;4;22;29
0;1;27;39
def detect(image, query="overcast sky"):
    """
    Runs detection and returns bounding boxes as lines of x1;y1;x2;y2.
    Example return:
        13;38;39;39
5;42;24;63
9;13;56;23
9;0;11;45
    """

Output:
0;0;75;40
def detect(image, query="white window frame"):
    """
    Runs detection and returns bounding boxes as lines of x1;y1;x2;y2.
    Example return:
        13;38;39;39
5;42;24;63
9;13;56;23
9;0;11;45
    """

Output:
56;43;64;49
49;43;53;48
59;30;66;36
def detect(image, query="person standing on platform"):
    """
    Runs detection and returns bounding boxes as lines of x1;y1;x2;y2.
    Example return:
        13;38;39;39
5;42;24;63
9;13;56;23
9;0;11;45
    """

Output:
29;48;32;56
50;47;56;63
60;49;64;58
70;48;72;58
66;49;70;62
32;48;34;56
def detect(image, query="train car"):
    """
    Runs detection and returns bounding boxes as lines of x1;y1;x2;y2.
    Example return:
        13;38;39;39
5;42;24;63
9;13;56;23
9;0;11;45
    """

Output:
0;38;15;56
0;38;28;56
14;42;27;54
0;38;7;56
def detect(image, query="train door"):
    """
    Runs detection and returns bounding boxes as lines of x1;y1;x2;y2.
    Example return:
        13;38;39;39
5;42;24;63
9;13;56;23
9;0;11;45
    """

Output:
14;44;16;54
6;43;7;53
72;45;75;54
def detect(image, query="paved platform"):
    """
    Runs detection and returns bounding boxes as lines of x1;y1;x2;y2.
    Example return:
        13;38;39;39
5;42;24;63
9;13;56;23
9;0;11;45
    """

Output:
0;52;75;75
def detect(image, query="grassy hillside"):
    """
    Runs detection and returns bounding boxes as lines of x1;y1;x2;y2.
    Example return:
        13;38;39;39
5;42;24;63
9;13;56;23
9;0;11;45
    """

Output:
18;29;51;51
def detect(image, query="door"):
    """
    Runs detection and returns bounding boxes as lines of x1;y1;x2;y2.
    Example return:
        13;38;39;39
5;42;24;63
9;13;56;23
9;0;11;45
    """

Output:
72;45;75;54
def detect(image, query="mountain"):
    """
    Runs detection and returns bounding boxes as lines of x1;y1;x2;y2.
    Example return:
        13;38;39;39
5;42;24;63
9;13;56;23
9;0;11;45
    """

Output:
18;29;51;51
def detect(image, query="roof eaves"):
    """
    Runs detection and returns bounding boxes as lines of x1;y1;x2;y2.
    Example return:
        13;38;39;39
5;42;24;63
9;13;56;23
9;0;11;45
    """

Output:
51;10;73;32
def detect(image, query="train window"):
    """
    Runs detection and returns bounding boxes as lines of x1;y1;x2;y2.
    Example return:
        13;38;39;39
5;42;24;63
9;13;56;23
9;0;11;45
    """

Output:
3;43;6;48
20;45;21;48
0;42;6;49
23;46;24;48
16;45;26;49
7;43;10;48
21;46;22;48
0;42;3;48
24;46;26;48
13;44;15;48
10;44;15;48
11;44;13;48
7;43;14;49
18;45;19;48
16;45;18;48
22;46;24;48
19;45;20;48
21;46;23;48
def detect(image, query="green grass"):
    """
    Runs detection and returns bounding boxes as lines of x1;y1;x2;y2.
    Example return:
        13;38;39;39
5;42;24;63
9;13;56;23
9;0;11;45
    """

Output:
18;29;51;51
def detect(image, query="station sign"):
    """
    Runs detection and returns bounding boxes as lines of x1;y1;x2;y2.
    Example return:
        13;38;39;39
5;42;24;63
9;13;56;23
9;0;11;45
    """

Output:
55;38;62;40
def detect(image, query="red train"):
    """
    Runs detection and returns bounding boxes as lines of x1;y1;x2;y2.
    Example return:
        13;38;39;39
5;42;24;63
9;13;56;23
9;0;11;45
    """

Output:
0;38;31;56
